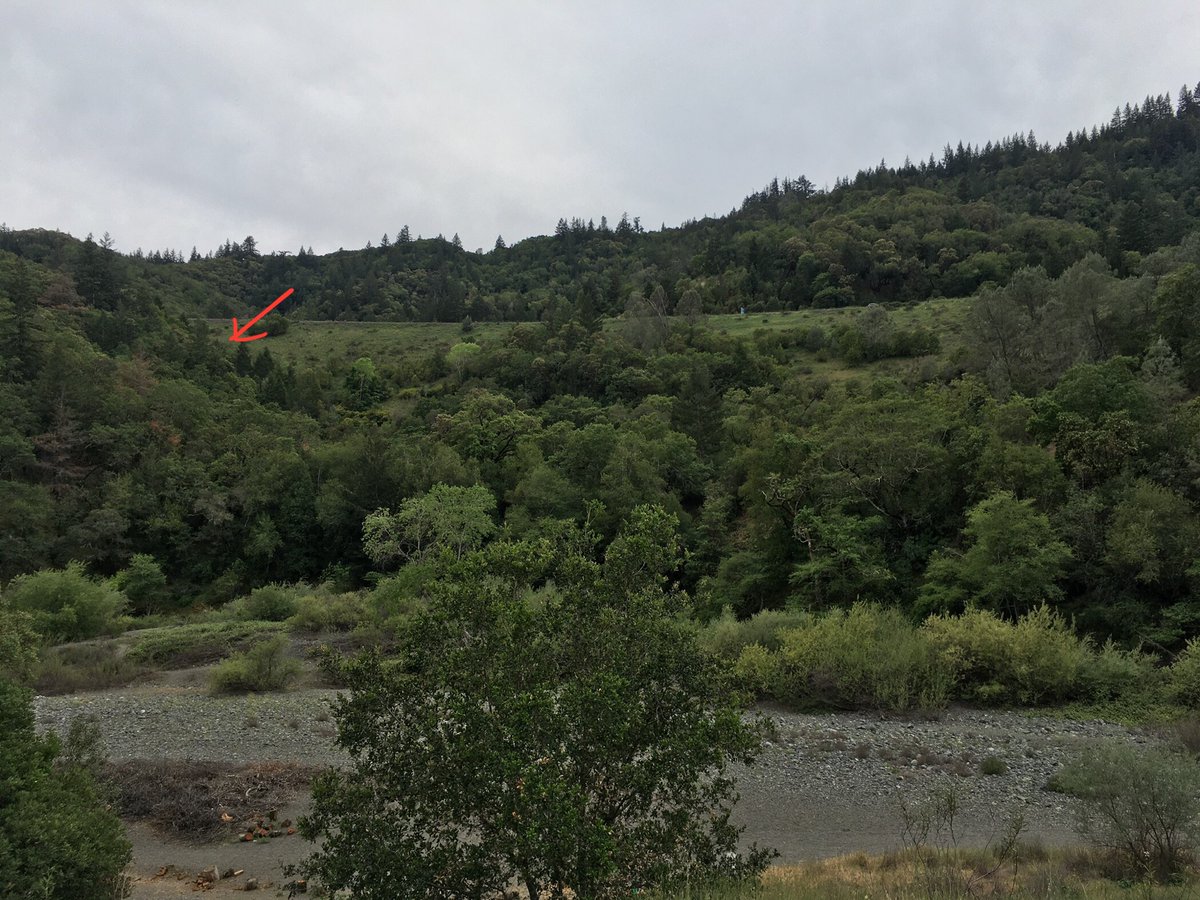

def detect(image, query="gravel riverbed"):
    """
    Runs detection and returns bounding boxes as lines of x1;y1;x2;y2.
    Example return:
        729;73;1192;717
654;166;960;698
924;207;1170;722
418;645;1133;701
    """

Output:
34;686;1158;863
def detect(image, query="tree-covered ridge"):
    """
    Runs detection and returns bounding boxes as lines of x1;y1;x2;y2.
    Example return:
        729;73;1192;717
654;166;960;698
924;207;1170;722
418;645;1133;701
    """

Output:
3;85;1199;326
4;229;1200;647
2;85;1200;656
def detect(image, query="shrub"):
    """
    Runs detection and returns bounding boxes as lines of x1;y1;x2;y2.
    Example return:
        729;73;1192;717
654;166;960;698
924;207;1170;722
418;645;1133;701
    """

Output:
1007;606;1092;702
979;755;1007;776
1079;640;1161;702
731;644;780;696
368;567;433;623
1167;638;1200;706
701;608;811;659
0;678;131;897
227;583;300;622
1164;715;1200;755
209;635;301;693
776;604;953;711
3;562;127;642
0;596;38;683
288;591;368;632
109;553;169;614
1055;743;1200;880
922;605;1092;705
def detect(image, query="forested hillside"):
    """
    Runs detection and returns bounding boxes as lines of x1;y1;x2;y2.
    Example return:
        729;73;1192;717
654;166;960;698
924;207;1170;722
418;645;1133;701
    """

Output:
3;86;1200;326
2;85;1200;654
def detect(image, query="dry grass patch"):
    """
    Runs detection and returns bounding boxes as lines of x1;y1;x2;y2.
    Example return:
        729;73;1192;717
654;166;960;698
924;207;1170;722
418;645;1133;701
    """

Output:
34;641;146;694
732;846;1200;898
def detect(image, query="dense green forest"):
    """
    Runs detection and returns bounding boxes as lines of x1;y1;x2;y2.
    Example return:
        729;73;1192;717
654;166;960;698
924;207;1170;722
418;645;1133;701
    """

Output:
3;84;1200;658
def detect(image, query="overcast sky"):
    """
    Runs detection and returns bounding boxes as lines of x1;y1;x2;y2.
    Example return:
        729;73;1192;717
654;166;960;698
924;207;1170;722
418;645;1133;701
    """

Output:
3;2;1198;256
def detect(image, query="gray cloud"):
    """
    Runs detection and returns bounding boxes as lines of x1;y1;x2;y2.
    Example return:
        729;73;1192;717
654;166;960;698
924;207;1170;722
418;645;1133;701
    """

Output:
3;0;1198;254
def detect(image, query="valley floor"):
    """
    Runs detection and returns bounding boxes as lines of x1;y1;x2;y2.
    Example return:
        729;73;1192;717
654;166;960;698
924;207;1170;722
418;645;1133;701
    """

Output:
34;679;1153;896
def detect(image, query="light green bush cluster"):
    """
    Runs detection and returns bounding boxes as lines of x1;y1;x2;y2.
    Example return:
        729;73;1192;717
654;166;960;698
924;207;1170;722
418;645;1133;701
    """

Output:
224;583;302;622
2;562;127;642
222;581;378;633
922;606;1158;705
708;603;1158;712
209;635;301;693
774;604;953;711
700;607;811;659
1167;639;1200;706
288;590;368;632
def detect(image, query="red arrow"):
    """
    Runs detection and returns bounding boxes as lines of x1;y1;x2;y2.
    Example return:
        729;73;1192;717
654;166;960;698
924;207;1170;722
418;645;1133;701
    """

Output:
229;288;295;342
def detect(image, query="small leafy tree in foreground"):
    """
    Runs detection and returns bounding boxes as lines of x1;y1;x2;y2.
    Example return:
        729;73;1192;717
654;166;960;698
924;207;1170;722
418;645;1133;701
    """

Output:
0;679;131;898
1055;742;1200;881
299;506;773;898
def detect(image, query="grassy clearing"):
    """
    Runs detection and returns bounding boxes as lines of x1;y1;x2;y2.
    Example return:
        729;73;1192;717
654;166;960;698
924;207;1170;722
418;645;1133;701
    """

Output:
34;642;146;695
702;297;968;344
125;620;286;667
224;298;969;376
235;319;511;367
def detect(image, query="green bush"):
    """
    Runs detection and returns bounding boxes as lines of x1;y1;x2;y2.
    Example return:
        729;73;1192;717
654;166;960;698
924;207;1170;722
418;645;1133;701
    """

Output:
0;678;131;897
109;553;169;614
127;620;284;667
730;643;780;696
1167;639;1200;706
368;568;433;623
1055;742;1200;880
0;597;38;683
979;755;1007;776
209;635;301;693
3;562;127;642
288;590;368;632
226;583;300;622
775;603;953;711
701;608;811;659
1079;640;1162;702
922;605;1093;705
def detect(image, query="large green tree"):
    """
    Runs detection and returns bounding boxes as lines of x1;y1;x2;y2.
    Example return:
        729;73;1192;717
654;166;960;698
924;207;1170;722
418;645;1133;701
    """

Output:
919;491;1072;617
299;507;772;898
